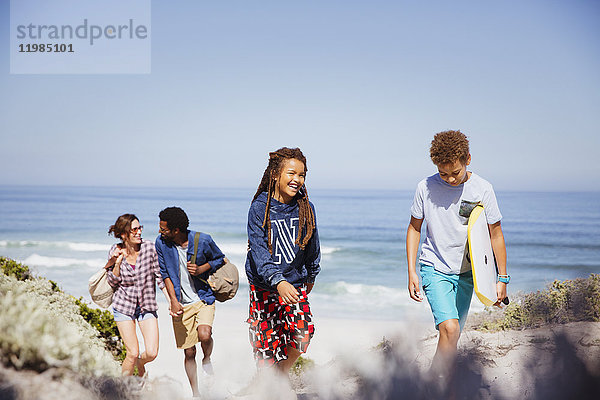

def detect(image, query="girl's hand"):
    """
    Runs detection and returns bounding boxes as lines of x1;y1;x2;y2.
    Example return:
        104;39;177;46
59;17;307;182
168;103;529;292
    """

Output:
306;282;314;294
277;281;300;304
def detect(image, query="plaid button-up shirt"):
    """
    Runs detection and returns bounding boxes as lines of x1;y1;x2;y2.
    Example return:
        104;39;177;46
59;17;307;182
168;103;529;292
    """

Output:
107;240;165;315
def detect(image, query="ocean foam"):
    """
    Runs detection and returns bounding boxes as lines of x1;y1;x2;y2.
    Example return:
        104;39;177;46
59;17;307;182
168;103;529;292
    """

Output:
0;240;42;247
66;242;111;252
321;246;340;255
315;281;407;308
309;281;423;321
218;242;248;256
0;240;110;252
215;242;340;256
22;254;104;269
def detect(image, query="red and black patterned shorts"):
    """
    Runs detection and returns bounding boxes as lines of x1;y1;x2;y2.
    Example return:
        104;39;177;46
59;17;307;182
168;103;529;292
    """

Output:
247;284;315;367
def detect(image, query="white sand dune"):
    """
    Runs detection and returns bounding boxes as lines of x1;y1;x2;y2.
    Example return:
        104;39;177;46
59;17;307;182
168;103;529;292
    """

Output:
2;299;599;399
145;303;415;398
143;303;600;399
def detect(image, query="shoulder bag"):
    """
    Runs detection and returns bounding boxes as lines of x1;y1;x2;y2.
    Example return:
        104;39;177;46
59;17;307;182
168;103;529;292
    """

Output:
88;268;114;308
191;232;239;302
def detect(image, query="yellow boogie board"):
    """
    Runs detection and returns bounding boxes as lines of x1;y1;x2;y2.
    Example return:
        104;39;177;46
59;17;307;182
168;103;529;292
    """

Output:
467;204;497;306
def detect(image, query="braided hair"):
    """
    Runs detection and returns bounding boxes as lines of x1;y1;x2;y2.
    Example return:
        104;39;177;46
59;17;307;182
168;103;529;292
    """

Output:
252;147;316;254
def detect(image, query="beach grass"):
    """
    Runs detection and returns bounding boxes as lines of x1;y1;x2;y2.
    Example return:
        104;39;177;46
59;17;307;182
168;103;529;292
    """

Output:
292;355;315;375
0;256;34;281
0;256;123;373
470;274;600;331
73;298;125;362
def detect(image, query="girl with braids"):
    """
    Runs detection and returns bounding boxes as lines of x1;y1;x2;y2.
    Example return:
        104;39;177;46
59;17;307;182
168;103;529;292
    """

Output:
245;147;321;374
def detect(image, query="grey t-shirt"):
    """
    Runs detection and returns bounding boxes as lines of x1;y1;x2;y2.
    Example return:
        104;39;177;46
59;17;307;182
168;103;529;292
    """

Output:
177;245;201;305
410;172;502;275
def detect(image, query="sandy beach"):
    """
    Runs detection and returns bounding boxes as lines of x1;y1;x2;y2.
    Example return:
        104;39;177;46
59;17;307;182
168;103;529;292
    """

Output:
138;302;600;399
2;271;599;400
144;303;417;398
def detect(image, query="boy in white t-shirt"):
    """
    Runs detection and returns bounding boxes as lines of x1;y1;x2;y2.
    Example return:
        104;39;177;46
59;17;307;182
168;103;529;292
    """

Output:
406;130;509;374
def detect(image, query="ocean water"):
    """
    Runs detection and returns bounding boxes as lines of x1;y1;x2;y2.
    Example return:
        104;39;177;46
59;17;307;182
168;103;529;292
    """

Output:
0;186;599;322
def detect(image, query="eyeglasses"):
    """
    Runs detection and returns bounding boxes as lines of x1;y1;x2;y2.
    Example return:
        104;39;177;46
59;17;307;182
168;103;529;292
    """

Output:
130;225;143;233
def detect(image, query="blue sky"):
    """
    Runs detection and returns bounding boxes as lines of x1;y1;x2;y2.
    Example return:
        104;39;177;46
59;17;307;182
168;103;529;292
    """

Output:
1;0;599;191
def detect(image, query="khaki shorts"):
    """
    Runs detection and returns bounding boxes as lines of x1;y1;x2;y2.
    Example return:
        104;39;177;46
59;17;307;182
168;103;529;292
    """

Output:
172;301;215;349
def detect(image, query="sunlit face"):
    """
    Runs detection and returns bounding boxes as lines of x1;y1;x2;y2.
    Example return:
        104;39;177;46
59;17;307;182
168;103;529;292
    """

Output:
159;221;177;242
124;219;143;244
273;158;306;204
437;155;471;186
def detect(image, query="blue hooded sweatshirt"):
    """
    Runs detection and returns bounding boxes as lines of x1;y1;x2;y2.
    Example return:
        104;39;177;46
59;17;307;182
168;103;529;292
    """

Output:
245;192;321;291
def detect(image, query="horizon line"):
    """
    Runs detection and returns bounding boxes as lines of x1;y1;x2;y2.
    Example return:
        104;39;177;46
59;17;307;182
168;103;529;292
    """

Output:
0;183;598;194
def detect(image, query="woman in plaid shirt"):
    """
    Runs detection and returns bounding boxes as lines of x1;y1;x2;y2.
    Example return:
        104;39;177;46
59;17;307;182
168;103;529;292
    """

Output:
105;213;169;377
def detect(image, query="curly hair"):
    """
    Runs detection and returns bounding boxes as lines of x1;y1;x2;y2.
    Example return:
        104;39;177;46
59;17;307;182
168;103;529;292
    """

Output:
159;206;189;232
252;147;315;254
108;214;138;240
430;130;470;165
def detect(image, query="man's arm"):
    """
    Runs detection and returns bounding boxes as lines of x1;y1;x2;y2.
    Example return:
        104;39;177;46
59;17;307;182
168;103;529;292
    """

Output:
489;221;508;305
407;216;424;302
187;261;211;276
155;239;183;316
155;238;170;282
187;235;223;276
163;277;183;316
205;235;225;272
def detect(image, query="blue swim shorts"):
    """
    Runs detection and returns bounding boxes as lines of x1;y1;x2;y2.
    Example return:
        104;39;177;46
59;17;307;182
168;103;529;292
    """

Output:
113;306;158;322
420;263;474;330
